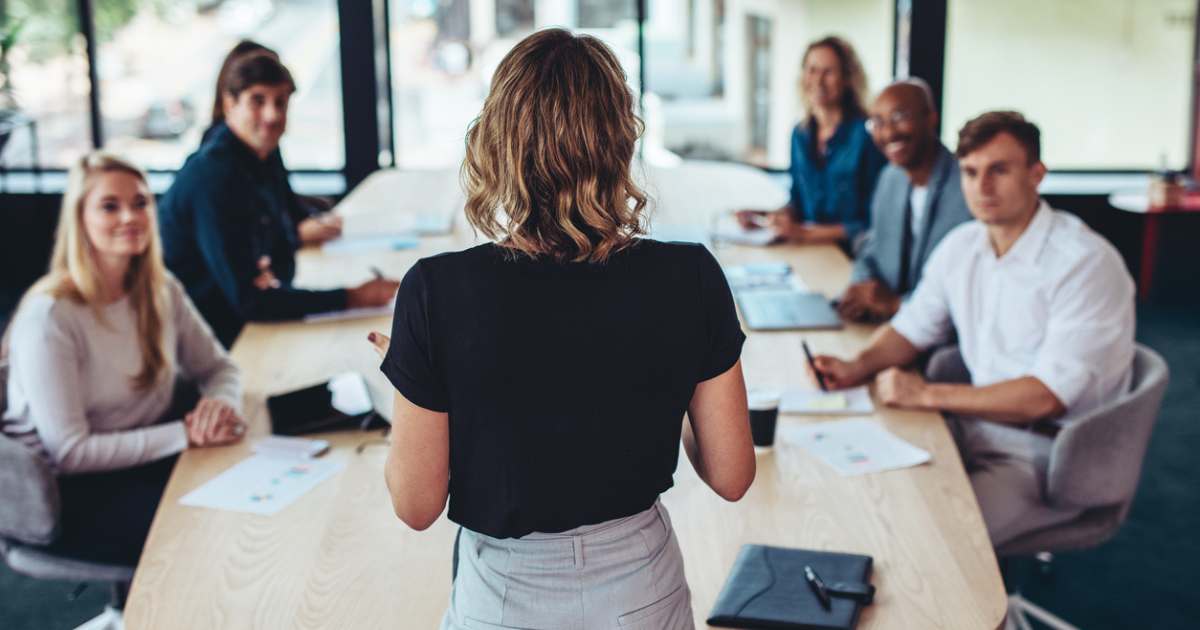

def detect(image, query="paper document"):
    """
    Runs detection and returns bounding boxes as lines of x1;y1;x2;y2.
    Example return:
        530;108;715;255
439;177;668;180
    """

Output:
782;418;931;476
303;301;394;324
179;454;347;515
322;233;419;255
711;213;776;246
780;386;874;415
724;263;809;292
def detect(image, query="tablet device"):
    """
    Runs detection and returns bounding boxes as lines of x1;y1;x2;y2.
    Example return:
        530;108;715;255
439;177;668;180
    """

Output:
267;371;381;436
735;286;844;331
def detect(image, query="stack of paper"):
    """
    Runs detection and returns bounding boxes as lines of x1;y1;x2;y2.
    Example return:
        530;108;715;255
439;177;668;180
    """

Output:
782;418;931;476
322;233;419;255
780;386;874;415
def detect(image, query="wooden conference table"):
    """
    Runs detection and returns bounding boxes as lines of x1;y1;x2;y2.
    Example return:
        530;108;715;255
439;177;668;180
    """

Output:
125;162;1006;629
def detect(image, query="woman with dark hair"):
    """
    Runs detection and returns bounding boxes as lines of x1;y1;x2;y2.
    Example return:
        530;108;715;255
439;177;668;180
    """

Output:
738;36;886;249
159;50;398;347
369;28;755;630
204;40;343;246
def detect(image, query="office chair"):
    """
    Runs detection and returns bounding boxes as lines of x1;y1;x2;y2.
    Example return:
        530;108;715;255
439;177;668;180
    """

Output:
924;344;1169;630
0;361;134;630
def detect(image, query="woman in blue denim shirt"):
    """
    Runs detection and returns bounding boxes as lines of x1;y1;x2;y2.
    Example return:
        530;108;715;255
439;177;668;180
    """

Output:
738;37;885;250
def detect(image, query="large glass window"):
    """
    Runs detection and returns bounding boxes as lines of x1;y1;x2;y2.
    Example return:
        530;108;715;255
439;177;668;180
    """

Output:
647;0;894;169
943;0;1194;170
0;0;92;170
95;0;345;171
388;0;641;169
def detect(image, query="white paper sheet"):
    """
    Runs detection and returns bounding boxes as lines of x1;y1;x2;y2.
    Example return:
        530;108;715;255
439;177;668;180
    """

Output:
710;213;776;246
780;386;875;415
322;233;419;255
782;418;931;476
303;300;395;324
179;454;347;516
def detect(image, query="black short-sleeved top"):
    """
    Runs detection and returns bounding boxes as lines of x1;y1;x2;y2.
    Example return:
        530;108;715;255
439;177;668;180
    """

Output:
381;240;745;539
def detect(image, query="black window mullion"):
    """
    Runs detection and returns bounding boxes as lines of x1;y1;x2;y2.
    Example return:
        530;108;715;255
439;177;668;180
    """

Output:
76;0;102;149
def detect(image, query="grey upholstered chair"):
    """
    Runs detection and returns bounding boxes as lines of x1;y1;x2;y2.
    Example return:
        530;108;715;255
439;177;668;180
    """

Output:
924;344;1170;630
0;361;134;630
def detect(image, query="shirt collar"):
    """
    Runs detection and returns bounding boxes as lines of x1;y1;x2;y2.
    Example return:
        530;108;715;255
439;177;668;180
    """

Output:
210;122;268;171
802;115;861;147
988;199;1054;264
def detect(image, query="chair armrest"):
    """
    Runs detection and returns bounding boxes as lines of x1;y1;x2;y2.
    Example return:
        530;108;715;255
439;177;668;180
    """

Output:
1046;345;1169;510
0;434;60;546
924;345;970;384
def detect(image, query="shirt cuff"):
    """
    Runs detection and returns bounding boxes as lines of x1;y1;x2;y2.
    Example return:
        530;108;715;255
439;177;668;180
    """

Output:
148;420;191;459
1028;356;1092;412
380;354;450;413
700;331;746;382
889;307;935;351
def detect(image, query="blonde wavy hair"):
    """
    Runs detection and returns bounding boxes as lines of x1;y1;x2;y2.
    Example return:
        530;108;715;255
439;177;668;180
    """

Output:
17;152;169;390
799;36;870;122
461;28;648;264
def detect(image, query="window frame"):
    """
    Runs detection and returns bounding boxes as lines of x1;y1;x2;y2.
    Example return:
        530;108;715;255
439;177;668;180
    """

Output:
1;0;1196;195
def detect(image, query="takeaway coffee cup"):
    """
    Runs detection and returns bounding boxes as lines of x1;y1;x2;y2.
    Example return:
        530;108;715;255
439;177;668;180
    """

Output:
747;389;782;451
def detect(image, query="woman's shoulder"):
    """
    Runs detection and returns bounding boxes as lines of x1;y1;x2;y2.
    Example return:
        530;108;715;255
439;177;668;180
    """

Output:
10;289;85;344
627;239;719;270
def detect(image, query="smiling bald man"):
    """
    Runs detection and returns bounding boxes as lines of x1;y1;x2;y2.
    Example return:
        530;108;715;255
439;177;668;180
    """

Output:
838;79;973;323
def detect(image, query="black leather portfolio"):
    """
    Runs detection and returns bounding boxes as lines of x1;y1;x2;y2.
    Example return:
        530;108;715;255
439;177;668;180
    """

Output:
707;544;874;630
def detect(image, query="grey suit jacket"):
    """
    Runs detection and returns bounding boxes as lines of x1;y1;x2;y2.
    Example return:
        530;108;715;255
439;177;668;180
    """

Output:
850;143;973;296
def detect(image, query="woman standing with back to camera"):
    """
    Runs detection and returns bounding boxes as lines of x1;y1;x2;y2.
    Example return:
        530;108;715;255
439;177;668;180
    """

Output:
368;28;755;630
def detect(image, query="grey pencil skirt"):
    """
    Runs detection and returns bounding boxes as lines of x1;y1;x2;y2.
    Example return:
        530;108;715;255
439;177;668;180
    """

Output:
440;498;695;630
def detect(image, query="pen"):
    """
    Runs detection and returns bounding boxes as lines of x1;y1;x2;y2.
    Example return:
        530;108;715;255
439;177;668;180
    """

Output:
804;565;832;610
801;340;828;392
370;266;385;280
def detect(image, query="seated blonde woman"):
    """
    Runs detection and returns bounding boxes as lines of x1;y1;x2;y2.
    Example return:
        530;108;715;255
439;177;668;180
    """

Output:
1;152;245;567
368;29;755;630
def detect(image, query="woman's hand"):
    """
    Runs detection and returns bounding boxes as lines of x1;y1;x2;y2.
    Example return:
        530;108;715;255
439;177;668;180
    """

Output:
185;397;246;448
368;332;391;360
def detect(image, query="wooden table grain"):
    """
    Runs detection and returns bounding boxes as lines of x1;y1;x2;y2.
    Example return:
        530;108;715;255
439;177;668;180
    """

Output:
125;162;1006;630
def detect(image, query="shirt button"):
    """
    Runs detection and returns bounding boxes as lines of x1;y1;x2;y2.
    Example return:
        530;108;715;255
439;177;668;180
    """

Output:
261;216;271;226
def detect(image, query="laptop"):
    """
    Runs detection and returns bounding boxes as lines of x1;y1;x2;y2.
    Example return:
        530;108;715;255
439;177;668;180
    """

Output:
735;286;844;331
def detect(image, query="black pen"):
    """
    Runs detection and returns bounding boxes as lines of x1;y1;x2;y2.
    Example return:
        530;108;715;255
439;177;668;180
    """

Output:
804;565;832;610
370;266;385;280
801;340;828;392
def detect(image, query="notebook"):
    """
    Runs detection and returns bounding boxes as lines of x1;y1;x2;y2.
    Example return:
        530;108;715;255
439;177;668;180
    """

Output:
708;544;874;630
735;286;843;331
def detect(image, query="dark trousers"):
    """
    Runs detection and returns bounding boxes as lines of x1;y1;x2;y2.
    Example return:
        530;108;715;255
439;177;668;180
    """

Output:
49;455;178;567
44;379;199;567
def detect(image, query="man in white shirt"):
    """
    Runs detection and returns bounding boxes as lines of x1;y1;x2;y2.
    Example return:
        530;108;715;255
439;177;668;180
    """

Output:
811;111;1136;546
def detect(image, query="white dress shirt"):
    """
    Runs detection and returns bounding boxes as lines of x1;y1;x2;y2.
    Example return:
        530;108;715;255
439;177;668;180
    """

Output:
890;200;1135;423
909;184;929;240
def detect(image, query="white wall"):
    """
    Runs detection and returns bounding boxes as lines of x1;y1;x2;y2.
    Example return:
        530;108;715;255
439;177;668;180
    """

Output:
942;0;1194;170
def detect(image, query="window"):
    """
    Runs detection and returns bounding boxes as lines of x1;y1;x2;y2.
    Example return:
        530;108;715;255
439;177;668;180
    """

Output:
94;0;345;171
647;0;894;169
388;0;641;170
0;0;92;170
942;0;1195;170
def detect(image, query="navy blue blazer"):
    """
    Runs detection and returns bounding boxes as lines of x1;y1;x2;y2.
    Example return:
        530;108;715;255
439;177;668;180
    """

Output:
850;143;973;296
789;117;887;245
158;123;346;348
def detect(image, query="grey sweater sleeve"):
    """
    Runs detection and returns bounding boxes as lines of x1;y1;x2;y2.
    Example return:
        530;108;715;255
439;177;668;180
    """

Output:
7;297;188;475
168;276;243;412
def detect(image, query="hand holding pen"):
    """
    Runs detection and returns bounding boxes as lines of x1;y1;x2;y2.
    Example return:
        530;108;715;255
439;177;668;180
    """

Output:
802;340;864;390
346;266;400;308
